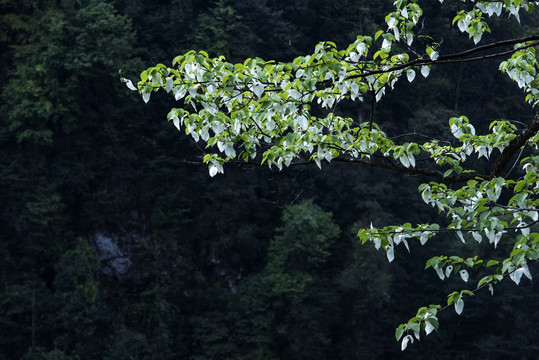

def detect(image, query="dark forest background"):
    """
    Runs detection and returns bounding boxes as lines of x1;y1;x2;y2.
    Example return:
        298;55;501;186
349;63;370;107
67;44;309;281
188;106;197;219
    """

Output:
1;0;539;359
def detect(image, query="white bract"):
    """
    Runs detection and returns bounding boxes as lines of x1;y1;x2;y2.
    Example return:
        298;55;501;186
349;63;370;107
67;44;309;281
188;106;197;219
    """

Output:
455;298;464;315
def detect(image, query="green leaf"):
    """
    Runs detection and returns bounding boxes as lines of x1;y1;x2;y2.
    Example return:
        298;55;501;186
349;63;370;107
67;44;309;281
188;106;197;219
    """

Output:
408;321;421;334
486;260;499;267
140;70;148;82
425;317;439;332
396;325;405;341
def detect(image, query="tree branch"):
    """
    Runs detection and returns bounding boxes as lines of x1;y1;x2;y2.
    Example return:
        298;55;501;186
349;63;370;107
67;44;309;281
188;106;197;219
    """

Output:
340;35;539;84
437;35;539;61
193;111;539;183
490;114;539;177
332;157;446;178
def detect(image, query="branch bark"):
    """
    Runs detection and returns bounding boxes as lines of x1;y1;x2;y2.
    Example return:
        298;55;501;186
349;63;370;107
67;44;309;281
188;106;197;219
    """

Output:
490;113;539;177
339;35;539;84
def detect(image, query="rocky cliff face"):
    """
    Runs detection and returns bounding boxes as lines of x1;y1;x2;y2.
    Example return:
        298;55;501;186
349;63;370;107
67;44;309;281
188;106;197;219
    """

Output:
90;233;132;278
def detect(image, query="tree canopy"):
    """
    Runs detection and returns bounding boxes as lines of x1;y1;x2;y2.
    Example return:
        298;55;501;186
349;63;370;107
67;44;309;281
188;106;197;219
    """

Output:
126;0;539;349
3;0;539;357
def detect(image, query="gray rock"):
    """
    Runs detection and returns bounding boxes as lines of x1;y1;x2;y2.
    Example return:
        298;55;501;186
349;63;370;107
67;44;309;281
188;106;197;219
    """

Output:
90;233;132;277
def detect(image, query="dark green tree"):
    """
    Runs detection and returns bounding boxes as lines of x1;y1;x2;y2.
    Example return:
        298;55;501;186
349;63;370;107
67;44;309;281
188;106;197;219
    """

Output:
52;238;103;358
189;0;245;60
0;1;141;357
227;201;341;359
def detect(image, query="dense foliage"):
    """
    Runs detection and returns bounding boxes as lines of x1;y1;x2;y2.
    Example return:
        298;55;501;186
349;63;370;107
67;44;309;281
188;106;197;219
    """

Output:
1;0;539;359
130;0;539;351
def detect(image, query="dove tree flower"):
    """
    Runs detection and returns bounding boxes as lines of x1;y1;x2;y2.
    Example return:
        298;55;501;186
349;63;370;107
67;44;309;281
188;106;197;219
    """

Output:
124;0;539;350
